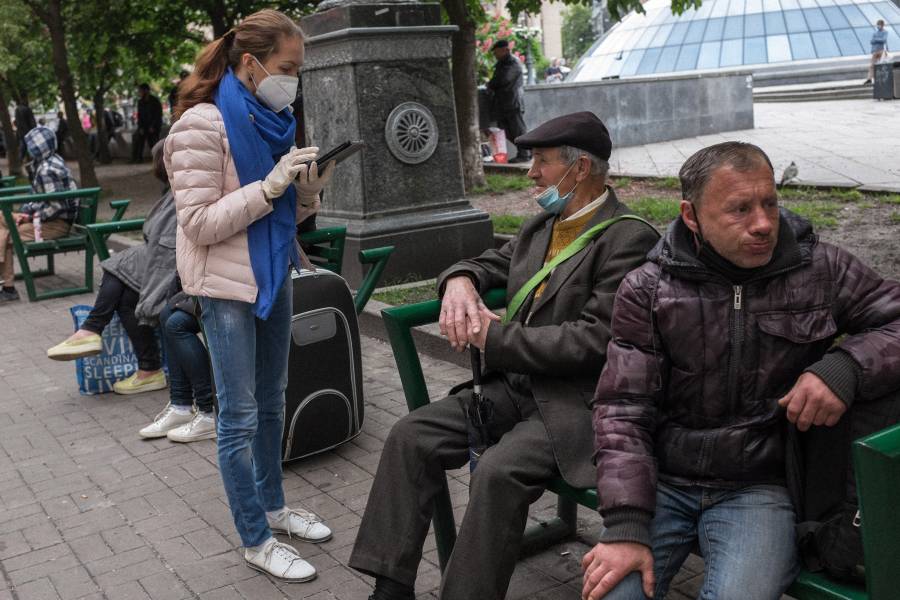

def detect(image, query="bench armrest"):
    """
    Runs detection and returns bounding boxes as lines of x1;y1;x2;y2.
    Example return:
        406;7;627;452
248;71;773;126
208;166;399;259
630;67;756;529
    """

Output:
381;288;506;412
109;199;131;222
354;246;395;315
85;219;146;261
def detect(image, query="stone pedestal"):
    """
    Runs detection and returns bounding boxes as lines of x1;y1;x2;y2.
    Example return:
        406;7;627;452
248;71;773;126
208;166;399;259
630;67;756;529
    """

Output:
301;1;493;286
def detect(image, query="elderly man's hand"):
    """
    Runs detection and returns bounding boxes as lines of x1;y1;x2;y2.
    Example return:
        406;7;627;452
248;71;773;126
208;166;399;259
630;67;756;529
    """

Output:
470;307;501;351
15;213;30;225
582;542;655;600
439;276;500;352
778;372;848;431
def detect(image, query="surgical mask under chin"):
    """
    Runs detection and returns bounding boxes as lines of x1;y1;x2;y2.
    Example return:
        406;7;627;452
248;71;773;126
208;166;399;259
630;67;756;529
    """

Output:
535;162;579;215
250;57;298;113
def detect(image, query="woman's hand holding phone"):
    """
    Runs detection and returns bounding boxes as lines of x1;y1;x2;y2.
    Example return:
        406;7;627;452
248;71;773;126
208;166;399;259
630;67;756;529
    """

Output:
295;159;336;206
262;146;319;200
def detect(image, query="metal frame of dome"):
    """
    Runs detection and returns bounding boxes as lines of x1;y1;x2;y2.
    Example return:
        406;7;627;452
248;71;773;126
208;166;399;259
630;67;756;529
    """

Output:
570;0;900;81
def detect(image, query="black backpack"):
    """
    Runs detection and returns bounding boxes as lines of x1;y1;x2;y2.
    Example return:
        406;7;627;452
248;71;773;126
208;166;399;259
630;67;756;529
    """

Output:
787;391;900;583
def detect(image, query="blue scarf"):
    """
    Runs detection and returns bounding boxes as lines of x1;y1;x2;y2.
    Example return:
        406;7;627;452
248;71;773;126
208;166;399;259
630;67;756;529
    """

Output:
215;68;299;319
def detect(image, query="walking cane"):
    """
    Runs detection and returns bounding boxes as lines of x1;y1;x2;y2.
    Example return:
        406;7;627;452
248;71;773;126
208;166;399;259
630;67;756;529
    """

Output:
466;346;494;471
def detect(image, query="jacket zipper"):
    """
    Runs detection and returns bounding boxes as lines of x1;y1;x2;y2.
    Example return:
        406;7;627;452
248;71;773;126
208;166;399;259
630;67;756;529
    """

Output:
727;285;744;414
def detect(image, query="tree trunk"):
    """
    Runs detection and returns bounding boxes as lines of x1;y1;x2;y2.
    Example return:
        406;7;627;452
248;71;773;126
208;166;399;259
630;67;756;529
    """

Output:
93;91;112;164
35;0;98;187
207;0;230;38
444;0;486;192
0;84;23;177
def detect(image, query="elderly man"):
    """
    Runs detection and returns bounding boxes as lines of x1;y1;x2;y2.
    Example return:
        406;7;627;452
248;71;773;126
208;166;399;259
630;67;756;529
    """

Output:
487;39;530;163
584;142;900;600
349;112;659;600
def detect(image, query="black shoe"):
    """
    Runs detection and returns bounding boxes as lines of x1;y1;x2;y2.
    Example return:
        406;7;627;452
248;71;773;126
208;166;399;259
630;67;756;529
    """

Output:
508;155;532;164
0;288;20;303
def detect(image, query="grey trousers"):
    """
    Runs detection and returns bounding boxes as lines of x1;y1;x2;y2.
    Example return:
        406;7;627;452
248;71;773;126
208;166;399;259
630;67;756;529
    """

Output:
349;373;558;600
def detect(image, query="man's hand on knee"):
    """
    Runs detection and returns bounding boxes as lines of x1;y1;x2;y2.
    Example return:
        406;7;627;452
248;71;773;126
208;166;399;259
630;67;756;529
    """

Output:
581;542;654;600
439;276;499;352
778;372;847;432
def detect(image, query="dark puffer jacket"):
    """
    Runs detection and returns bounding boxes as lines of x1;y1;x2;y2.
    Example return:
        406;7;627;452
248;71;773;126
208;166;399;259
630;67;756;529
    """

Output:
591;210;900;543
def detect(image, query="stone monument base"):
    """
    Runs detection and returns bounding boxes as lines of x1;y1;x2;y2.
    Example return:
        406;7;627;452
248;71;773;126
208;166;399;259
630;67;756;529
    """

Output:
319;204;492;287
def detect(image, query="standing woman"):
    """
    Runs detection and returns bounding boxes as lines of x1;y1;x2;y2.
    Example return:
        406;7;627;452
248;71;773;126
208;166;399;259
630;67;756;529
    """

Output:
164;9;334;582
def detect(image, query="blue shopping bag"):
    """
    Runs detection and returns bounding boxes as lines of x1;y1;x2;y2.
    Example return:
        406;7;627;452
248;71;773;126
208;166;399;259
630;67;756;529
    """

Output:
69;305;166;395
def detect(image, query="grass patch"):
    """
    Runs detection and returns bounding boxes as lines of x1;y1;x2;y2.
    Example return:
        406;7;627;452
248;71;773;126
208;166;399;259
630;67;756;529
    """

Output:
372;283;436;306
778;186;819;199
492;214;527;235
858;202;876;209
472;173;533;195
629;196;682;224
612;176;632;188
891;212;900;224
879;194;900;205
660;176;681;190
831;188;864;203
783;200;842;229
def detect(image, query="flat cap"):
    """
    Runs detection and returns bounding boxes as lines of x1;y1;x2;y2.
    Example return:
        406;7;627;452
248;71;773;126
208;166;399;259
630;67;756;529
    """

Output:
492;39;509;49
514;111;612;160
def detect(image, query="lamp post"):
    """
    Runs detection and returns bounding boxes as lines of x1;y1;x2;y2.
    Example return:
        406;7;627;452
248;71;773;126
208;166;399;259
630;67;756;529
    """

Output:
514;26;541;85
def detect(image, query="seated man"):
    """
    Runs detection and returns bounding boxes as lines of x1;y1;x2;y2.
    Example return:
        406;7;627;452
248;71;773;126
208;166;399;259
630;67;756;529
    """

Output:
585;142;900;600
349;112;660;600
0;125;79;302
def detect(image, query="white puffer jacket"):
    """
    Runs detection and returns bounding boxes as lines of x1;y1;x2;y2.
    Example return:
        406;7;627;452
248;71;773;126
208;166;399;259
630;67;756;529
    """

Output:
164;103;274;303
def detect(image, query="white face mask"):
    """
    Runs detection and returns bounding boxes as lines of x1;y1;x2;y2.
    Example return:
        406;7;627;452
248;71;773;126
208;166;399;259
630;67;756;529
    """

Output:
249;56;298;113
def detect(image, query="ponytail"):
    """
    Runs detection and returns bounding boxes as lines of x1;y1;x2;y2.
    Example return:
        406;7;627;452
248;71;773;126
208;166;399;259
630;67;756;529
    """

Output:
174;10;302;121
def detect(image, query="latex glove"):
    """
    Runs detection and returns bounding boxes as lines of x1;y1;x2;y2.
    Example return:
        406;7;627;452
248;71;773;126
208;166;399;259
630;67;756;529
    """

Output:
297;196;321;224
261;146;319;200
295;159;336;204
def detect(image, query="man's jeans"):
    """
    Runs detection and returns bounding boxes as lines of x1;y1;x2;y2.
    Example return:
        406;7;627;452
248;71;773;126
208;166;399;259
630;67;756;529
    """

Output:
199;276;292;547
604;482;800;600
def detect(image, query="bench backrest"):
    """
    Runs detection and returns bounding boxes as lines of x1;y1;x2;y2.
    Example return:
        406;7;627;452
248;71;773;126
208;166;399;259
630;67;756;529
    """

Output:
854;422;900;598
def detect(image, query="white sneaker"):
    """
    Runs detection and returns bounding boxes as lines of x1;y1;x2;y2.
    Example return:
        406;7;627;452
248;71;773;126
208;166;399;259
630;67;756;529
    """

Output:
138;404;194;439
167;413;216;443
267;507;332;543
244;538;316;583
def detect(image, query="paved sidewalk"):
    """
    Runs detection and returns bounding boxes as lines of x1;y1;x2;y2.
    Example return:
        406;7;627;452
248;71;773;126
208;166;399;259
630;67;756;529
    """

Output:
609;99;900;191
0;254;714;600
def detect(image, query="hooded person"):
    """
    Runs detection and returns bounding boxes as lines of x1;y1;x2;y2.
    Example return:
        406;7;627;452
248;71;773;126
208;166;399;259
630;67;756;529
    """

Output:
0;126;79;302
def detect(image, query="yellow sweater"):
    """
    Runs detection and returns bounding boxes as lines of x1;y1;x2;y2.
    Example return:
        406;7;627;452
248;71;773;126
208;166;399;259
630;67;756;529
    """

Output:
534;206;599;299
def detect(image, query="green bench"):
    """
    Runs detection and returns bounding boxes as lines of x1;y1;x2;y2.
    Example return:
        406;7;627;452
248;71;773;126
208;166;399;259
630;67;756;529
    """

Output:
0;185;34;197
0;188;131;301
86;223;393;316
381;288;900;599
0;175;18;188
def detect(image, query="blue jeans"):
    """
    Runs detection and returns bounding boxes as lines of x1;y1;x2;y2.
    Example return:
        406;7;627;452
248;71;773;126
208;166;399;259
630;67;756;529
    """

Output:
605;481;800;600
159;305;214;413
199;275;292;547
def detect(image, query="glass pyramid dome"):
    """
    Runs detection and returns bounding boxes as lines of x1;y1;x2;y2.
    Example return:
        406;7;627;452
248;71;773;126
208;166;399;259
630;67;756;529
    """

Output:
570;0;900;81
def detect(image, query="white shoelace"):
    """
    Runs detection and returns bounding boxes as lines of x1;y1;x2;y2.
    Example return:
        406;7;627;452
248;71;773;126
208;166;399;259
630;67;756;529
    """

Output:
152;404;176;424
281;508;322;539
262;540;303;574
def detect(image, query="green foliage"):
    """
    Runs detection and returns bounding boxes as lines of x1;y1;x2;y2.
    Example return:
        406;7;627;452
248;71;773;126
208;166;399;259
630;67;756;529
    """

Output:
561;3;595;64
492;214;527;234
475;14;547;84
660;176;681;190
0;1;57;107
778;186;818;199
472;173;533;194
612;176;632;188
879;194;900;205
830;188;864;203
504;0;701;25
783;200;842;229
891;212;900;224
373;283;437;306
629;196;681;224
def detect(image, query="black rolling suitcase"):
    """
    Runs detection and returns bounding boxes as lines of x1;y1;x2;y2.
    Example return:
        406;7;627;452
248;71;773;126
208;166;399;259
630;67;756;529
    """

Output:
282;268;364;462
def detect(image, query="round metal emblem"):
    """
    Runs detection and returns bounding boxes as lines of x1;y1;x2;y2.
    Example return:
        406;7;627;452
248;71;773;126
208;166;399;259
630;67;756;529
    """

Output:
384;102;439;164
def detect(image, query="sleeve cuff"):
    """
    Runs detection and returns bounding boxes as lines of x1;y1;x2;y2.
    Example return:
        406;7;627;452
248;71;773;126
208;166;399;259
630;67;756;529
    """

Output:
804;350;861;407
598;508;653;547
